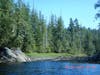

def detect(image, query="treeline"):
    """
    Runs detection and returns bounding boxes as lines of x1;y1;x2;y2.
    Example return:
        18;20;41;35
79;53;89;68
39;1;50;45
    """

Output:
0;0;100;56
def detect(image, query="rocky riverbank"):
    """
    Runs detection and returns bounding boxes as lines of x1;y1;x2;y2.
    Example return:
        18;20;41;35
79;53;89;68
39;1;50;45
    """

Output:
0;47;100;63
29;55;100;63
29;56;88;62
0;47;31;63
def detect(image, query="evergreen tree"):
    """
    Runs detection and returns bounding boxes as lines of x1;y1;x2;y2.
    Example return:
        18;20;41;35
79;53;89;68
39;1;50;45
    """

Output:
47;15;56;52
68;18;77;54
0;0;14;47
30;8;39;52
54;16;64;52
37;11;47;52
11;0;34;52
83;29;95;56
74;18;82;53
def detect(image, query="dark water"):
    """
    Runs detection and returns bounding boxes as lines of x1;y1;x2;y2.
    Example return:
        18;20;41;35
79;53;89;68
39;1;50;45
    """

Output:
0;61;100;75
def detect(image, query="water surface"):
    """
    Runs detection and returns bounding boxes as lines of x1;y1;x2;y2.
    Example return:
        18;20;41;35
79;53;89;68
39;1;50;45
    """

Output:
0;60;100;75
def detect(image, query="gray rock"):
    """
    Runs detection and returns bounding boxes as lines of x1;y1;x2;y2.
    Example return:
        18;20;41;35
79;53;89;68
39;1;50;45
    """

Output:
0;47;31;63
5;47;17;58
14;48;31;62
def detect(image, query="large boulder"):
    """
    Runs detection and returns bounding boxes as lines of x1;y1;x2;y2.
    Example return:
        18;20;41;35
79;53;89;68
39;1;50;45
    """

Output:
14;48;31;62
0;47;31;63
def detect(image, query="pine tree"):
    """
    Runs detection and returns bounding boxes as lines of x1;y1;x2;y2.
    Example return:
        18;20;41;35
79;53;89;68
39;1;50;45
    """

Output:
37;11;47;52
84;29;95;56
74;18;82;53
68;18;77;54
54;16;65;52
0;0;14;47
47;15;56;52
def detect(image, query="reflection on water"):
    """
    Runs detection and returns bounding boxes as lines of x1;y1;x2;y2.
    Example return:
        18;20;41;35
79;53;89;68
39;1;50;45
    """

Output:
0;61;100;75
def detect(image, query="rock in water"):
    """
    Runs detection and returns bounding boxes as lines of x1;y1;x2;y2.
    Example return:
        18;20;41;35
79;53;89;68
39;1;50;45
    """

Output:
0;47;31;63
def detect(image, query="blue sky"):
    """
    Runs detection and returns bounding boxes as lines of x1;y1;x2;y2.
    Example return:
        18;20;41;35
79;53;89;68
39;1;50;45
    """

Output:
24;0;99;29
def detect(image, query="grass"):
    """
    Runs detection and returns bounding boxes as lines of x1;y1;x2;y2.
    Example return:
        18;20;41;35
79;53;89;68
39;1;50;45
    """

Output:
25;52;86;58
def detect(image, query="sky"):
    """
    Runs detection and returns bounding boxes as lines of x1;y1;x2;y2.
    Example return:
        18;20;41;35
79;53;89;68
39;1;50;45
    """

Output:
24;0;99;29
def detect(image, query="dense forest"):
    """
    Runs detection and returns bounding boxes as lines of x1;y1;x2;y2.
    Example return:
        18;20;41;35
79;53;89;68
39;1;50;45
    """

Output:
0;0;100;56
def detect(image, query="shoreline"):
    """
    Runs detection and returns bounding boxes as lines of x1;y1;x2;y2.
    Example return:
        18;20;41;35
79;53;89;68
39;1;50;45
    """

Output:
29;56;88;62
26;53;100;63
29;56;100;64
26;53;87;61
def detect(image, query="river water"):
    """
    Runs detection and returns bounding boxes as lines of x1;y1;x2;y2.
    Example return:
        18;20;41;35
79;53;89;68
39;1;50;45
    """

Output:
0;60;100;75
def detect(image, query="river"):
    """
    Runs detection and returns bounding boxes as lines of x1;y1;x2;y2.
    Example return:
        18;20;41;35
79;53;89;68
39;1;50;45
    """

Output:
0;60;100;75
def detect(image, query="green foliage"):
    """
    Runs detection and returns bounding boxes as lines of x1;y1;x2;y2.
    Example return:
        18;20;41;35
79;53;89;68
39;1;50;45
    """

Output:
0;0;99;57
83;30;96;55
0;0;14;47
